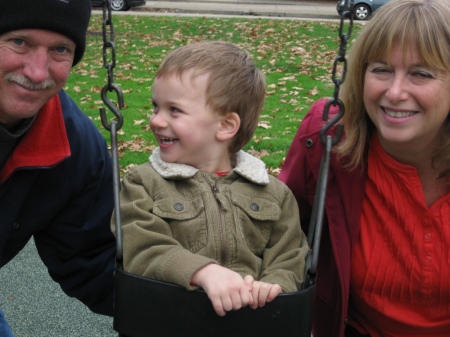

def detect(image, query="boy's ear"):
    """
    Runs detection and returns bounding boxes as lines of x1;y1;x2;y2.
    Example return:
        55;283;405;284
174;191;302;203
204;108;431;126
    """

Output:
216;112;240;142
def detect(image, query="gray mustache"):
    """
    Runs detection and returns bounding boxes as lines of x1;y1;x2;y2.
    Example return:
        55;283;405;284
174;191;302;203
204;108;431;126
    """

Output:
5;74;56;90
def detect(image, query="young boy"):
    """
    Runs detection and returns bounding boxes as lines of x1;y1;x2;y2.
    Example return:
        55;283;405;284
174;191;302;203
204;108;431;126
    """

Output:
113;41;308;317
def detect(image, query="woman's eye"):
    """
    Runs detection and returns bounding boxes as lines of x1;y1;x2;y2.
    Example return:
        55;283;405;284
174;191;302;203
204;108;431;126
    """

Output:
413;71;433;79
371;67;390;73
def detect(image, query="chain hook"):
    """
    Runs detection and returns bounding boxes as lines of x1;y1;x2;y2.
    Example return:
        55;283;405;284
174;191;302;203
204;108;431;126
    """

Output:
320;99;344;145
100;84;124;131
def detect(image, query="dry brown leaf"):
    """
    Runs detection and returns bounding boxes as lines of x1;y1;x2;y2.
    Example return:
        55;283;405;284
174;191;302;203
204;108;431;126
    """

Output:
308;87;319;96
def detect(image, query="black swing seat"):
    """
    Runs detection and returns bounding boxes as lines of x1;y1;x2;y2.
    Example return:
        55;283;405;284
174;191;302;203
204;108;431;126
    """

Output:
113;267;315;337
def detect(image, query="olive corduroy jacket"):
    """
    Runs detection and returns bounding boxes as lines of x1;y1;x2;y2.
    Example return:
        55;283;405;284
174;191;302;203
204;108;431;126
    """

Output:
113;148;308;293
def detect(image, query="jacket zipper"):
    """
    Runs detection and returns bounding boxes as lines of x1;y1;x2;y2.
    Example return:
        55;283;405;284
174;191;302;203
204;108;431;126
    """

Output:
205;174;227;266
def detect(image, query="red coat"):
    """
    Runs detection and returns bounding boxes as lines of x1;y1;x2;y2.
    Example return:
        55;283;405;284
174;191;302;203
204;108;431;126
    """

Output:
279;99;367;337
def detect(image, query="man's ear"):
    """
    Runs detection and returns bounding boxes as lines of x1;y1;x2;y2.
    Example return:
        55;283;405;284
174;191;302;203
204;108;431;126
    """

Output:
216;112;240;142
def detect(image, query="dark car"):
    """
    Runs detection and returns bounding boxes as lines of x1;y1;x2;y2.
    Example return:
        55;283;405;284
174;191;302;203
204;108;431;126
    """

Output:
336;0;390;20
90;0;146;11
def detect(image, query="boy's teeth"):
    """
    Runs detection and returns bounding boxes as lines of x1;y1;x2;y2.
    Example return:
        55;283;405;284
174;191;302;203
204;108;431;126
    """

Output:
161;137;176;144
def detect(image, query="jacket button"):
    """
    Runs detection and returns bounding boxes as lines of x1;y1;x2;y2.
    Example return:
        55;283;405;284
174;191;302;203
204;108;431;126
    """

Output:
250;203;260;211
305;139;314;148
174;203;184;211
12;223;20;229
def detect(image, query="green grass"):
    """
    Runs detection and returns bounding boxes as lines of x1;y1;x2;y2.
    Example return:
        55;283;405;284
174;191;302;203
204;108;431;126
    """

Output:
66;14;361;174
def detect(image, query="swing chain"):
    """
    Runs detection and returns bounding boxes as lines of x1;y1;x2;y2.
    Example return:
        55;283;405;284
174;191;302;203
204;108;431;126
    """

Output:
99;0;125;263
304;0;354;289
319;0;353;145
100;0;124;131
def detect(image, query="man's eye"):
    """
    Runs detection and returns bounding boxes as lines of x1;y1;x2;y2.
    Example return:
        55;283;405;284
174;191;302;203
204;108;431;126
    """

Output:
56;46;68;53
13;39;24;45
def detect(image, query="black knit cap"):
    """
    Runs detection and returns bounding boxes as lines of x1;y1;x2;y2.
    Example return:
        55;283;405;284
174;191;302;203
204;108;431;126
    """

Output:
0;0;91;66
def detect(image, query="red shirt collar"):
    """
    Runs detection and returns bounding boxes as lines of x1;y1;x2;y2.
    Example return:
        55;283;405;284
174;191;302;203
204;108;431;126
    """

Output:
0;94;71;182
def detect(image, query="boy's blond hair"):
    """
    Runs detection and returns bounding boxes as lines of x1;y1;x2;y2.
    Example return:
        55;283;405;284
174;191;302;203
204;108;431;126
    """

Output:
155;41;266;154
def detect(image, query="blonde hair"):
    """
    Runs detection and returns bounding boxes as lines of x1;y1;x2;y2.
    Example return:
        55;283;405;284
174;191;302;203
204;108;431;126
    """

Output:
337;0;450;177
155;41;266;154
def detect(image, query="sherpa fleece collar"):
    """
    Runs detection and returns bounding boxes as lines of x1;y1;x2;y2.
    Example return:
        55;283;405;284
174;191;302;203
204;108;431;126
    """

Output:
149;148;270;185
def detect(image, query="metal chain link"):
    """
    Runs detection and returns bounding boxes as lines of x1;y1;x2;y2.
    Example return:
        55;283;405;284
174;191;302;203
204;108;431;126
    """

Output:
100;0;124;131
319;0;354;145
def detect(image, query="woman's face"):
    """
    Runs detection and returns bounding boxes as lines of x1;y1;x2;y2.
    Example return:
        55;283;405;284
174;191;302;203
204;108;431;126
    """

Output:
363;44;450;157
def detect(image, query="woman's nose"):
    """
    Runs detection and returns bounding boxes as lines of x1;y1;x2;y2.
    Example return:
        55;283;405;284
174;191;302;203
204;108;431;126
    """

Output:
385;75;409;103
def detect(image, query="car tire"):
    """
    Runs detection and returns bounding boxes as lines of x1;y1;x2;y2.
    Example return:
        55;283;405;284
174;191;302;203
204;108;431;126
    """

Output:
353;4;371;20
110;0;130;11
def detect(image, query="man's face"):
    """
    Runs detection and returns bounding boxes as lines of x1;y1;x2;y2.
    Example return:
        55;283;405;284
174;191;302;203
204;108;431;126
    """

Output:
0;29;75;126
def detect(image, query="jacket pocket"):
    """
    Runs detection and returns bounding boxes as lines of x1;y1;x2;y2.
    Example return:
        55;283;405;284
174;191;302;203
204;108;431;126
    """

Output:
153;195;207;253
231;192;281;255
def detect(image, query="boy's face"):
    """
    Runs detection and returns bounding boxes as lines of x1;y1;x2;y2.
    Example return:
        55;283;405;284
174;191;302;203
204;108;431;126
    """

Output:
150;70;233;173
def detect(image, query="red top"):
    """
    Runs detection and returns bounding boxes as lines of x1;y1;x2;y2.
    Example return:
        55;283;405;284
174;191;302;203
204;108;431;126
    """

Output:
348;134;450;336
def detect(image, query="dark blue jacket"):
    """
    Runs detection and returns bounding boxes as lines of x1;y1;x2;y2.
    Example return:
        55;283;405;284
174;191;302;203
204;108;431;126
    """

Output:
0;90;116;316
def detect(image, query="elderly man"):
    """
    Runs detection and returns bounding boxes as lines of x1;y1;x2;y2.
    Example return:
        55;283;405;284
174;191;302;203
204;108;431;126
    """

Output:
0;0;116;335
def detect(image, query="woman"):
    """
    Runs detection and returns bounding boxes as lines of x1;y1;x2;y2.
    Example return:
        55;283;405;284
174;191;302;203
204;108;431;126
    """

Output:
279;0;450;336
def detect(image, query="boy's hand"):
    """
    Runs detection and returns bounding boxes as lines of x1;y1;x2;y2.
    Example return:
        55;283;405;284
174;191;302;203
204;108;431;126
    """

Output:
192;264;253;316
244;275;282;309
